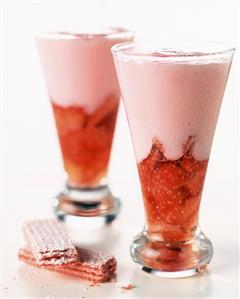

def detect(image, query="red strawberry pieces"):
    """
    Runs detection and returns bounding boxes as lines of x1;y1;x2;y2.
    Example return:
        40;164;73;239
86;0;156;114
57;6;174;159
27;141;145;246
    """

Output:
138;140;208;242
51;95;119;186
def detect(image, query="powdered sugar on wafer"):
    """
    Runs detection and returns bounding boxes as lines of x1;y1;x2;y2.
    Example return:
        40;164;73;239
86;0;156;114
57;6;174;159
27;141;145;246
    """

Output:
76;247;116;271
22;219;77;265
19;246;117;283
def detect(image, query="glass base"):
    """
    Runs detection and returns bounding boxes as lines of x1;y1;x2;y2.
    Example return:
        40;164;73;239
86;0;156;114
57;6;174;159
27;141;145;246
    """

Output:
130;228;213;278
52;184;121;229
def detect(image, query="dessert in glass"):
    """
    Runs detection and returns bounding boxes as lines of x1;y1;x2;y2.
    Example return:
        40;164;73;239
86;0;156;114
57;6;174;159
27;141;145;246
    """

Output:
36;27;133;223
112;41;234;277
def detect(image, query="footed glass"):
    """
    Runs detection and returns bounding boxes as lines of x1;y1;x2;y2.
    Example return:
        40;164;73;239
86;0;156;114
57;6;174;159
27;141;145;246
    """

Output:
36;27;133;225
112;41;234;277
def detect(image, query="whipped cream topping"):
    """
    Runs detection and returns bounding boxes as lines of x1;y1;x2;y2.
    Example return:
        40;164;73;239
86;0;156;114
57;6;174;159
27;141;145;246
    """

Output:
36;30;133;114
114;57;232;162
112;42;235;64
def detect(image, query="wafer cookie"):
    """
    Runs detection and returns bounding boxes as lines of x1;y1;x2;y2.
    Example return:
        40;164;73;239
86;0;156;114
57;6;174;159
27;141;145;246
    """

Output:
19;246;116;283
22;219;77;265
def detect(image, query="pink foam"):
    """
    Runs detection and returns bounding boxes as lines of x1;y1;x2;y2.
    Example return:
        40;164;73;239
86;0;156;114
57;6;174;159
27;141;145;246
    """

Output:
114;56;232;161
36;29;132;113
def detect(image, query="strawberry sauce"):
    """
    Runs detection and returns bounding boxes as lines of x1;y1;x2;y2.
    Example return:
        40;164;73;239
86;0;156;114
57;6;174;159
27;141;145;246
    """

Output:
52;95;119;186
138;139;208;242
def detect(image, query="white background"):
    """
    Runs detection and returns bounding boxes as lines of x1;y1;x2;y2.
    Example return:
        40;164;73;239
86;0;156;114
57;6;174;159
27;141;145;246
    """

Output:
1;1;239;298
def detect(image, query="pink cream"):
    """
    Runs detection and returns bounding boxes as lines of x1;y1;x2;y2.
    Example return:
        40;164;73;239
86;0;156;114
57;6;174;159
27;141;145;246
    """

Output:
36;29;132;114
114;57;231;161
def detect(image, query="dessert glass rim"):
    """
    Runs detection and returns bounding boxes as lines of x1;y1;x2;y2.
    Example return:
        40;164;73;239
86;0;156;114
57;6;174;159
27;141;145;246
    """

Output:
35;26;134;40
111;40;235;63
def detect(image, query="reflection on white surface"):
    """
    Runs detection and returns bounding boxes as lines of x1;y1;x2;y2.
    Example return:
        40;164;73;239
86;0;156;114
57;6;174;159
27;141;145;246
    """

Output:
16;262;213;299
69;225;122;251
2;180;239;298
130;267;212;298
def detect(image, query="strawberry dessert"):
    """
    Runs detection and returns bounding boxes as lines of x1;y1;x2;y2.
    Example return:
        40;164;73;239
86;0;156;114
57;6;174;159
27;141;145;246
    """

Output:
36;28;133;187
52;95;118;186
138;137;208;243
113;42;234;274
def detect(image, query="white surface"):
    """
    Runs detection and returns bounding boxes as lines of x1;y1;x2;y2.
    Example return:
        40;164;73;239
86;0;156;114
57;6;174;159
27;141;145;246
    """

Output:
1;1;239;298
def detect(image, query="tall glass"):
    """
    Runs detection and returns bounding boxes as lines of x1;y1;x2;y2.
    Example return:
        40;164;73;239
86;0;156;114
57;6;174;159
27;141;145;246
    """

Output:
112;41;234;277
36;27;133;223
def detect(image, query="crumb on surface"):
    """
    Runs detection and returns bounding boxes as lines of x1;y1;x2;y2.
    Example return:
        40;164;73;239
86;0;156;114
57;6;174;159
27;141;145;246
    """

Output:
121;284;136;291
89;282;100;287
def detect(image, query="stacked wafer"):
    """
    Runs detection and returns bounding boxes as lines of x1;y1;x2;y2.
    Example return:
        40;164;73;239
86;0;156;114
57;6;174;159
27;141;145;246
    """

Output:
22;219;77;265
19;219;117;283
